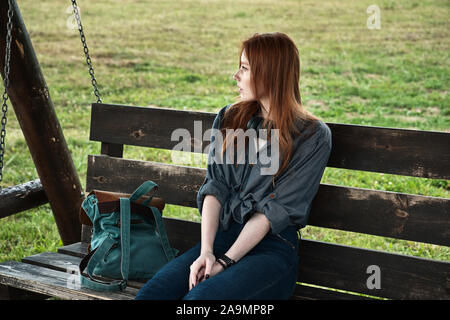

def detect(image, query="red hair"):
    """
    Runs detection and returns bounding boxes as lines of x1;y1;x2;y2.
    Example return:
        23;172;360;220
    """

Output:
221;32;321;181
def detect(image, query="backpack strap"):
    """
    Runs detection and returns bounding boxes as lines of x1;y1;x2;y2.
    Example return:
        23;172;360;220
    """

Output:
129;180;158;205
149;206;178;261
78;198;132;292
78;235;127;292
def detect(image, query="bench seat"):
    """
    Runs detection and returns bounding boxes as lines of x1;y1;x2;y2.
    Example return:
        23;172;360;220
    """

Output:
0;238;372;300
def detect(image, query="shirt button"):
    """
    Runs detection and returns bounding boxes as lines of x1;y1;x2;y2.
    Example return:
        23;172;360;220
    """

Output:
269;193;275;199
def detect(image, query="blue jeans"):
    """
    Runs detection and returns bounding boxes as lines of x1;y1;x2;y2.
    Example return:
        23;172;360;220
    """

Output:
135;219;299;300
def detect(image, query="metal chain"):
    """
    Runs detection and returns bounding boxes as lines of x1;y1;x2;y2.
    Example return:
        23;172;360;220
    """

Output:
0;0;14;186
71;0;102;103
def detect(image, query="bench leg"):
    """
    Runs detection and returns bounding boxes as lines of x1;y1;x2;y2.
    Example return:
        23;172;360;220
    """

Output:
0;284;49;300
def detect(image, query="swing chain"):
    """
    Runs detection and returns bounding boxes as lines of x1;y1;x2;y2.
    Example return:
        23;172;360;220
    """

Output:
71;0;102;104
0;0;14;186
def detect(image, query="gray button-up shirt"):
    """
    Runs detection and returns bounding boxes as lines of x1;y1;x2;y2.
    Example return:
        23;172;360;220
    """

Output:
197;104;332;235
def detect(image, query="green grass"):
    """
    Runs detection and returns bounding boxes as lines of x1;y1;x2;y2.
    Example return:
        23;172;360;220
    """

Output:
0;0;449;266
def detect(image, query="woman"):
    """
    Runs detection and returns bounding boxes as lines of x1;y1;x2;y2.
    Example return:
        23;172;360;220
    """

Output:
135;32;332;300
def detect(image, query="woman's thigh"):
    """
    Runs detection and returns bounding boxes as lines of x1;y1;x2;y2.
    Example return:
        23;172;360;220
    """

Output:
182;249;298;300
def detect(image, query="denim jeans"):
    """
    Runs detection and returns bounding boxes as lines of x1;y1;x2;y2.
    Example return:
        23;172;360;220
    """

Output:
135;219;299;300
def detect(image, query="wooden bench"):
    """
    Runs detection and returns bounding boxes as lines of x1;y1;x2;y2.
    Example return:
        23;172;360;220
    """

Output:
1;103;449;300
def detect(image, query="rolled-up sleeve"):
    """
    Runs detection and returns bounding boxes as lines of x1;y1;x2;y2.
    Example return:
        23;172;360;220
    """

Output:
254;123;332;234
197;106;231;215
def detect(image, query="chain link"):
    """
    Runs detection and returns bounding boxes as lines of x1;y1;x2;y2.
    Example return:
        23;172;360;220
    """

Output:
1;1;102;185
0;0;14;186
71;0;102;104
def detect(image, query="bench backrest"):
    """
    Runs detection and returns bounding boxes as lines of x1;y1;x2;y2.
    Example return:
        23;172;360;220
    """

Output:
85;103;450;300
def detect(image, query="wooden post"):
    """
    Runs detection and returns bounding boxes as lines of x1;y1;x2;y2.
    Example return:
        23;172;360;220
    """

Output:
0;1;83;244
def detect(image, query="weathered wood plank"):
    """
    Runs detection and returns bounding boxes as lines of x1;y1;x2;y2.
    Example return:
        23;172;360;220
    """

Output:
22;252;81;274
86;155;203;208
22;252;145;290
90;103;213;152
90;103;450;179
327;122;450;180
297;239;450;300
86;155;450;246
0;261;136;300
58;242;89;258
308;184;450;247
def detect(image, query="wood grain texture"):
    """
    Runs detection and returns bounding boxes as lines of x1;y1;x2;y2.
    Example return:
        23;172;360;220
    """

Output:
86;155;450;246
0;261;136;300
90;103;450;179
0;179;48;219
22;252;144;291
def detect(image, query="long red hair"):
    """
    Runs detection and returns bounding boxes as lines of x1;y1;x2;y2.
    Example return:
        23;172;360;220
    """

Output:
221;32;321;181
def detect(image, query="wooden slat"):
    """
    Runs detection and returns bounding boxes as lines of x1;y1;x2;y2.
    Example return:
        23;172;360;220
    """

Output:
58;242;89;258
297;238;450;300
22;252;81;274
86;155;450;246
90;103;212;152
22;251;144;291
89;103;450;179
308;184;450;247
327;122;450;180
86;155;203;208
0;261;136;300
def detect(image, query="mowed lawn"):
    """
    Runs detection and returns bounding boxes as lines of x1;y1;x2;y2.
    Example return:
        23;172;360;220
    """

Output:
0;0;448;264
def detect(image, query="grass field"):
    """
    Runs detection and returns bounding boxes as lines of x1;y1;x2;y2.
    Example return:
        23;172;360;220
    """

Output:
0;0;449;264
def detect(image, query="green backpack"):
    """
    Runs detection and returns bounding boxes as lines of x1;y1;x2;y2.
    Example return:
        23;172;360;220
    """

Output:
79;180;178;291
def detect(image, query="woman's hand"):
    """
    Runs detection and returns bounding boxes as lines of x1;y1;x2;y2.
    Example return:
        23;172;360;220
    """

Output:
189;254;226;290
189;252;216;290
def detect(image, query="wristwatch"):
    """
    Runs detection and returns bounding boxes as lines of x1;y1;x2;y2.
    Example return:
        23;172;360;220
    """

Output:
216;254;236;269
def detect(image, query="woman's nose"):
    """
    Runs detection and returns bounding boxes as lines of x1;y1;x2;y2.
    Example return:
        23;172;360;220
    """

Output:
233;71;240;81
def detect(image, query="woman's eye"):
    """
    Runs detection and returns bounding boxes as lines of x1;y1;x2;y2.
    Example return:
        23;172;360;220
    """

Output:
241;66;247;70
